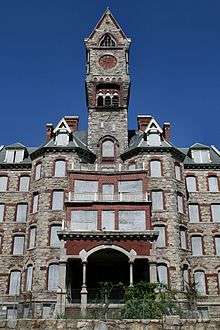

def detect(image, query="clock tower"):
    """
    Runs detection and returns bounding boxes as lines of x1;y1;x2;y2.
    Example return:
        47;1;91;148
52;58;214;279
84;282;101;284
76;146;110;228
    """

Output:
85;9;131;159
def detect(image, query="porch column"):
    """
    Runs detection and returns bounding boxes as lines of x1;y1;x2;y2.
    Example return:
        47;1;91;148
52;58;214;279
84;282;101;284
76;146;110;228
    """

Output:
56;260;67;316
129;261;134;287
81;262;87;311
149;262;157;283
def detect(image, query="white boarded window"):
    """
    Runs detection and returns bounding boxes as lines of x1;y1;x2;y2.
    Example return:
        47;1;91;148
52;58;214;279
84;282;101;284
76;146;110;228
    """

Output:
5;150;24;163
191;236;203;256
56;132;69;146
154;226;166;247
48;264;59;291
9;271;21;295
29;227;36;249
194;271;206;294
152;191;164;211
50;225;61;247
118;180;143;201
0;176;8;192
186;176;197;192
102;184;114;201
177;194;184;213
26;265;33;291
211;204;220;222
102;211;115;230
182;268;189;290
0;204;5;222
5;150;14;163
102;140;115;158
208;176;219;192
215;237;220;256
35;163;42;180
148;133;161;146
15;150;24;163
150;160;162;177
188;204;200;223
52;191;64;210
13;236;24;255
118;210;145;231
32;194;39;213
180;228;187;249
54;160;66;177
19;176;30;192
71;210;97;231
175;164;181;181
192;150;210;163
157;265;168;285
16;204;28;222
74;180;98;201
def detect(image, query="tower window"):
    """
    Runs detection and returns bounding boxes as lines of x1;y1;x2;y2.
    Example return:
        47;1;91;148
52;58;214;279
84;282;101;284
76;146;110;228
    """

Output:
56;131;69;146
105;95;111;107
102;140;115;158
97;95;104;107
100;34;116;47
112;94;119;107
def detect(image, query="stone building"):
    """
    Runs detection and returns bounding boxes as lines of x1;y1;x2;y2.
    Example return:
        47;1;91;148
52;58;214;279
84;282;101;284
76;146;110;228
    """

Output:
0;9;220;319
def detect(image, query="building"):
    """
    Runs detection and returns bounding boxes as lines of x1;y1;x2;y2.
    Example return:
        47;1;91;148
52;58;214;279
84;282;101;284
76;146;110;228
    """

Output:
0;9;220;319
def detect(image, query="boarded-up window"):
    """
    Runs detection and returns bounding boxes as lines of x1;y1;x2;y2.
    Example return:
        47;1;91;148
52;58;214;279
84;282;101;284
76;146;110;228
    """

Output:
48;264;59;291
151;191;164;211
192;150;210;163
211;204;220;222
29;227;36;249
16;204;28;222
54;160;66;177
191;236;203;256
35;163;42;180
177;194;184;213
150;160;162;177
13;236;24;255
215;237;220;256
148;133;161;146
5;150;24;163
71;210;97;231
0;176;8;192
26;265;33;291
118;211;145;231
188;204;200;223
56;132;69;146
157;265;168;284
9;271;21;295
186;176;197;192
175;164;181;181
208;176;219;192
19;176;30;192
32;194;39;213
118;180;143;201
52;191;64;210
0;204;5;222
50;225;61;247
154;226;165;247
102;184;114;201
102;140;114;157
182;268;189;290
194;271;206;294
180;228;187;249
74;180;98;201
102;211;115;230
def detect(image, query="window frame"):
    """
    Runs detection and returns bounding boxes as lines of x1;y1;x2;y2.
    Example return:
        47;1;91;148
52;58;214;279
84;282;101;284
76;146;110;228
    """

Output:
186;176;198;192
47;263;59;292
54;159;66;177
191;235;203;256
150;160;162;177
35;163;42;181
52;190;64;211
207;176;219;192
151;190;164;211
49;225;62;248
0;176;8;192
12;235;25;255
19;176;30;192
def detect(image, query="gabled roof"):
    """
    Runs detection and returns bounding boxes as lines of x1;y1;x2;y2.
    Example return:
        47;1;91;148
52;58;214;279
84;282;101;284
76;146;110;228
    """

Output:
5;142;26;149
190;143;210;149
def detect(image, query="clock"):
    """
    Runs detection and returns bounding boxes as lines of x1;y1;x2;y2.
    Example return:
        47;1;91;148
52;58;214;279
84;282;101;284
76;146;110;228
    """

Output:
99;55;117;70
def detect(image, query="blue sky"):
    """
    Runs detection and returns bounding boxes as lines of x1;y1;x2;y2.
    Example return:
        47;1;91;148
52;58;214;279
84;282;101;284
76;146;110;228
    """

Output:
0;0;220;147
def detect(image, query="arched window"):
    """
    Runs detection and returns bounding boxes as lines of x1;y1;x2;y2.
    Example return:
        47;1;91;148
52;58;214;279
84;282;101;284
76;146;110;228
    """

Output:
97;95;104;107
208;176;219;192
112;94;119;107
194;270;206;294
105;95;111;107
100;34;116;47
102;140;115;158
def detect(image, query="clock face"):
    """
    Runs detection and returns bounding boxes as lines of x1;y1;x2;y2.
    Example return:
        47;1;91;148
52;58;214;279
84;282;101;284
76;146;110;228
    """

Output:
99;55;117;69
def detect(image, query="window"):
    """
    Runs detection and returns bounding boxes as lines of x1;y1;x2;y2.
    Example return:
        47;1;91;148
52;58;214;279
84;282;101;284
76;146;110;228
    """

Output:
52;191;64;210
5;149;24;163
192;150;210;163
128;163;136;171
16;204;28;222
151;191;164;211
32;194;39;213
157;264;168;285
9;271;21;295
29;227;36;249
148;132;161;146
0;176;8;192
26;265;33;291
154;226;166;247
7;307;17;320
0;204;5;222
191;236;203;256
13;236;24;255
71;210;97;231
102;184;114;201
112;94;119;107
188;204;200;223
194;271;206;294
97;95;104;107
74;180;98;201
186;176;197;192
105;95;111;107
150;160;162;177
118;210;145;231
54;160;66;177
182;267;189;290
177;194;184;213
19;176;30;192
211;204;220;222
50;225;61;247
208;176;219;192
100;34;116;47
102;211;115;230
118;180;143;201
180;227;187;249
48;264;59;291
35;163;42;180
215;237;220;256
56;132;69;146
102;140;115;158
175;164;181;181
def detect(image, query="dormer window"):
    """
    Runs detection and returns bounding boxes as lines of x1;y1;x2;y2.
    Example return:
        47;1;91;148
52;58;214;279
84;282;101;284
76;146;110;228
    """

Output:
56;130;69;146
191;150;210;163
5;149;24;163
147;130;161;146
100;34;116;47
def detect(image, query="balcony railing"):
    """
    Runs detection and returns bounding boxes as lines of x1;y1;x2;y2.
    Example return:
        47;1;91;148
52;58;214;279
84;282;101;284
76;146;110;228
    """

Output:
69;163;146;172
67;192;150;202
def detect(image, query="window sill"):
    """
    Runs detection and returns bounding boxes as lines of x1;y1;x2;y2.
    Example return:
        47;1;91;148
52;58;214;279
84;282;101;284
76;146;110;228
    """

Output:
26;247;36;251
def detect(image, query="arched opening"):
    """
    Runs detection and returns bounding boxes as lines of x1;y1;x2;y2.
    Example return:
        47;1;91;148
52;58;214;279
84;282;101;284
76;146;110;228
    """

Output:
100;34;116;47
112;94;119;107
97;95;104;107
102;139;115;158
104;95;111;107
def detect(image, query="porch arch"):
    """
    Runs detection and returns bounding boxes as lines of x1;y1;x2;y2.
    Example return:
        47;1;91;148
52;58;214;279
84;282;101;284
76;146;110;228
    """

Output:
79;245;137;262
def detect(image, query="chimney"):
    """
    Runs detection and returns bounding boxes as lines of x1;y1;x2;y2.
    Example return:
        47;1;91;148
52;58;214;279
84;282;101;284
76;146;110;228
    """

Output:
163;122;171;141
46;123;53;142
137;115;152;132
64;116;79;133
